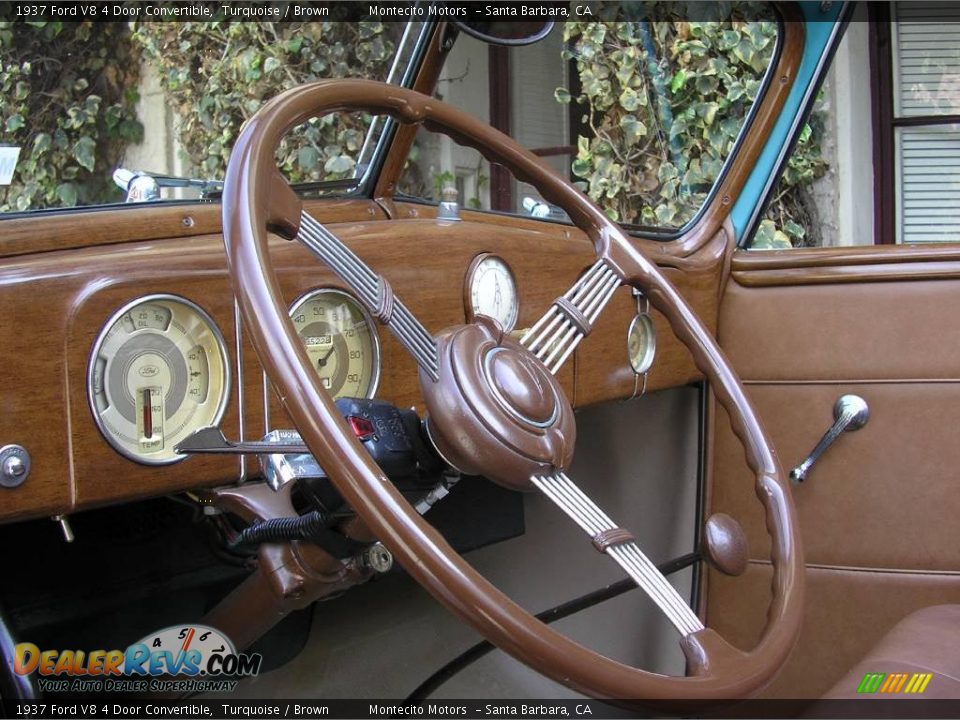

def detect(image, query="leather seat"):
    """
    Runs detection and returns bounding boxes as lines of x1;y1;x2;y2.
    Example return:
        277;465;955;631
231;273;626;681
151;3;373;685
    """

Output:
823;605;960;699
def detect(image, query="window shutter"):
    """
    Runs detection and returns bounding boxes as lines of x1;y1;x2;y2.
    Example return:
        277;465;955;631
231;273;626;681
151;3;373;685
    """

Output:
893;3;960;117
892;2;960;243
896;126;960;243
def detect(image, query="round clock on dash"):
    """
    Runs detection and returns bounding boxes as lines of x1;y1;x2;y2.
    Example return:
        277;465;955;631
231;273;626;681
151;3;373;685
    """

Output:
464;253;519;331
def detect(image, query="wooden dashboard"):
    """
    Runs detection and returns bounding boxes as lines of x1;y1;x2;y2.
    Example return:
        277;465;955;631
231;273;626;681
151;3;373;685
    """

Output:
0;198;721;523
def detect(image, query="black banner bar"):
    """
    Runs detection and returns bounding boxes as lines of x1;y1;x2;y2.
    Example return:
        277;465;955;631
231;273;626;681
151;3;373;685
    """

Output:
0;1;783;24
5;699;960;719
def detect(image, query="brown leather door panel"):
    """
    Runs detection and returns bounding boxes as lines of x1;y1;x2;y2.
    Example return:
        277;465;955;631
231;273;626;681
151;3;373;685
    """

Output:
708;564;960;699
708;248;960;697
713;382;960;571
720;276;960;381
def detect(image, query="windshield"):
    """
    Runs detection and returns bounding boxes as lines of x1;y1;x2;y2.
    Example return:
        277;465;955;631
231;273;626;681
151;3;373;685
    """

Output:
0;18;427;213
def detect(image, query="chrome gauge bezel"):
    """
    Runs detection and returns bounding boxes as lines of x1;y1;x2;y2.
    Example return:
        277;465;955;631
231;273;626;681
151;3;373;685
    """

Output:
627;312;657;375
87;293;231;466
287;287;382;400
464;252;519;332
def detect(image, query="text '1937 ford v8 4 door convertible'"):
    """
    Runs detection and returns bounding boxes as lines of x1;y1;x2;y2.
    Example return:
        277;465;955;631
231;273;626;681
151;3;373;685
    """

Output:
0;1;958;718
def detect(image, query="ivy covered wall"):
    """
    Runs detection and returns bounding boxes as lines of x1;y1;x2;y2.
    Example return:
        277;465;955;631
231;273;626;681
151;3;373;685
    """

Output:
133;21;402;183
0;20;400;212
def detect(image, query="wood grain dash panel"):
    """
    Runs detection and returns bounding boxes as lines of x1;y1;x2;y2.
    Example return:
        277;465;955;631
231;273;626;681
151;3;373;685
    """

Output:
0;209;723;523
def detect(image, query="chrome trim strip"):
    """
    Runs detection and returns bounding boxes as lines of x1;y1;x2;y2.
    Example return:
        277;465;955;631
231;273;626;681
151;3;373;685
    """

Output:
262;370;271;435
234;299;246;482
298;211;439;380
532;471;704;636
522;261;620;375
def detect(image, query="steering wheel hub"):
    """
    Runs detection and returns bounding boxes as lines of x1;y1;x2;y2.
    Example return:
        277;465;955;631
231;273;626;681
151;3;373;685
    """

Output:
482;346;558;427
419;316;574;491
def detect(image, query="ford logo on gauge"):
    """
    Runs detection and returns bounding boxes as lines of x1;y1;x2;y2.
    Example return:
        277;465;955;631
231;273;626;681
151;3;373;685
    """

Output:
138;365;160;378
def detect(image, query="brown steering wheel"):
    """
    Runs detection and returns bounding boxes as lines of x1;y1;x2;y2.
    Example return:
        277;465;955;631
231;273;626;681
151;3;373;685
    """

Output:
221;79;804;702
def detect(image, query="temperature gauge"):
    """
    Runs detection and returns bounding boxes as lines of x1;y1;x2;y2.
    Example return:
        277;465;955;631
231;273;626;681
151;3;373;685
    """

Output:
135;386;165;454
88;295;230;465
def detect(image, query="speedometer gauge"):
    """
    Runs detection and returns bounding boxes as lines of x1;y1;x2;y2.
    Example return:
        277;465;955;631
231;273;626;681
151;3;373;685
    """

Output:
88;295;230;465
289;289;380;399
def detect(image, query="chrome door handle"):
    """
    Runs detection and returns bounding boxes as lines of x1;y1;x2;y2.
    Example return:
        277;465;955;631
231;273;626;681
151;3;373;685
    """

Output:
790;394;869;483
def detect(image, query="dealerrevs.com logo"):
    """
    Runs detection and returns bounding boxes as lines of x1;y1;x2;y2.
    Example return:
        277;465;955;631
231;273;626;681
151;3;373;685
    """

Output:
13;624;262;694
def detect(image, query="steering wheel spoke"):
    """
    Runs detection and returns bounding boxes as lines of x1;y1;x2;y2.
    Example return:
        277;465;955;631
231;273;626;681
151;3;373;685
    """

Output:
297;210;440;381
532;471;704;637
520;259;621;374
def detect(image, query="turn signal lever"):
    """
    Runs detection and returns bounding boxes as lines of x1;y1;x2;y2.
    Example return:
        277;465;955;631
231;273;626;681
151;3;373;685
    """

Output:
181;400;453;560
176;397;450;499
790;394;869;483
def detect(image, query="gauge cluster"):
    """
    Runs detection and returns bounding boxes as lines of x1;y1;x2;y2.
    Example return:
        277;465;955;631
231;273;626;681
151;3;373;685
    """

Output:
87;295;230;465
6;211;683;526
89;257;641;470
88;288;384;465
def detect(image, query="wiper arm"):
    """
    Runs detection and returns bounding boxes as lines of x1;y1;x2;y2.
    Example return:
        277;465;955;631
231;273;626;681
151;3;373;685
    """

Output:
289;178;363;198
113;168;224;203
114;168;364;204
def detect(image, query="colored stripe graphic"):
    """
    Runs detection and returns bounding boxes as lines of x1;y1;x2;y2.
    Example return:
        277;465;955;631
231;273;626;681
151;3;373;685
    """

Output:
857;673;885;693
858;672;932;694
892;673;908;693
908;673;933;694
880;673;898;693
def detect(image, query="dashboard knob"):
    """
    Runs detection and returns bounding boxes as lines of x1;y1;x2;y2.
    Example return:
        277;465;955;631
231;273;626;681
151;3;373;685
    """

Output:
703;513;749;577
4;456;24;477
0;445;30;489
361;542;394;574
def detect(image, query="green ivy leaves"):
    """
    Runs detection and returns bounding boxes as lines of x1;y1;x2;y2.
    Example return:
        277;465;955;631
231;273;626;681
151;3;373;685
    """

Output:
751;218;792;249
0;21;143;211
135;21;400;186
2;20;397;211
561;15;782;230
73;136;96;173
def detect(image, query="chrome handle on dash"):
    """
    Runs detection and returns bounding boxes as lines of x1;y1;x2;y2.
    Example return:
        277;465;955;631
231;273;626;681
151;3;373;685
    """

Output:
790;394;869;483
174;426;309;455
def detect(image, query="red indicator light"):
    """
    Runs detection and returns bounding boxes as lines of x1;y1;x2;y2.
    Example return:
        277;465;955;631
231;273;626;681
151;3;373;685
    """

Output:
347;415;375;440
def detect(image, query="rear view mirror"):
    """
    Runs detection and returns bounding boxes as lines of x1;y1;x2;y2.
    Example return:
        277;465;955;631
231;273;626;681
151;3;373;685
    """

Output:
452;20;554;46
